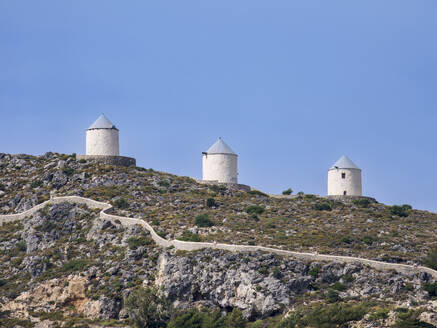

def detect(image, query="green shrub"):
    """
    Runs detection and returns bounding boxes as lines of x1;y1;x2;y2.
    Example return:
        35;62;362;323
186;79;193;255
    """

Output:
225;308;248;328
404;282;414;291
206;198;216;208
395;308;409;313
331;282;347;291
168;309;226;328
353;198;371;208
304;303;368;328
62;167;75;176
61;259;89;272
342;274;355;283
167;309;206;328
246;205;265;215
369;307;390;320
158;180;170;188
29;311;65;321
0;318;34;328
272;267;282;279
265;220;276;229
126;287;171;328
314;202;332;211
361;236;374;246
14;241;27;253
393;309;434;328
423;247;437;270
178;231;201;242
127;236;152;250
194;213;215;227
250;214;260;222
78;159;86;163
341;236;353;244
423;282;437;297
258;266;269;276
152;219;160;226
326;289;340;303
390;205;410;217
249;320;265;328
282;188;293;195
275;314;300;328
308;265;321;278
114;198;129;209
304;194;317;199
30;180;43;188
0;279;6;287
0;183;5;191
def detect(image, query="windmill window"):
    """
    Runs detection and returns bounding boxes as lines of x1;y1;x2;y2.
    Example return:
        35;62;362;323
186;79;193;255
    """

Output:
341;173;346;179
343;191;347;195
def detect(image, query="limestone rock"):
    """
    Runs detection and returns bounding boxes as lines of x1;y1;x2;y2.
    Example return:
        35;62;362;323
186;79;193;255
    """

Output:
419;312;437;326
52;171;68;189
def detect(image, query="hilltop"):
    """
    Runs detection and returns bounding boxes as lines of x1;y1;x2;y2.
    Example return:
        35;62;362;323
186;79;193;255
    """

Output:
1;152;437;327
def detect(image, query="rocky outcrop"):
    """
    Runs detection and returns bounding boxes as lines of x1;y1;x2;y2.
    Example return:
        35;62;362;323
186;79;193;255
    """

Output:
20;203;86;253
157;248;434;318
1;275;120;320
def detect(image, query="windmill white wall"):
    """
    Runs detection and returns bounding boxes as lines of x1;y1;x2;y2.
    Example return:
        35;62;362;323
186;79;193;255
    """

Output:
328;156;362;196
86;114;120;156
202;138;238;184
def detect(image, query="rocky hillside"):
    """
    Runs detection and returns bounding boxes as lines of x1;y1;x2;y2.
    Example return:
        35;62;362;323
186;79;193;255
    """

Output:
1;152;436;263
1;153;437;327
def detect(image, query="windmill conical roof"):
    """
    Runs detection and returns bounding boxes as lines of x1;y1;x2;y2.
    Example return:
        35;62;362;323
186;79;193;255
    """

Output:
88;114;118;130
206;138;237;155
330;155;360;170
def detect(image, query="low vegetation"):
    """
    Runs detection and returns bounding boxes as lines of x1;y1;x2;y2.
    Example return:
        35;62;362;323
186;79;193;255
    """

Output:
206;198;217;208
126;287;171;328
282;188;293;195
60;259;90;272
194;213;215;227
123;289;436;328
423;282;437;298
423;247;437;270
246;205;265;215
314;202;332;211
353;198;372;208
114;198;129;209
178;230;202;242
127;232;153;250
390;204;412;217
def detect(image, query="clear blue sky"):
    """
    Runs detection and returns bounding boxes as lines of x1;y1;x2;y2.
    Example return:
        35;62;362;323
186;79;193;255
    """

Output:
1;1;436;212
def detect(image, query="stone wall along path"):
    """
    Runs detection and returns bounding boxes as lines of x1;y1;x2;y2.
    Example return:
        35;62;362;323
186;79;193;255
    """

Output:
1;196;436;279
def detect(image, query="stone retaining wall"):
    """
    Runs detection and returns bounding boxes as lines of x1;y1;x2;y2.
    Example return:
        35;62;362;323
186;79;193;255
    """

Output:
195;179;251;192
76;155;136;167
1;196;436;279
269;194;377;203
325;195;377;202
